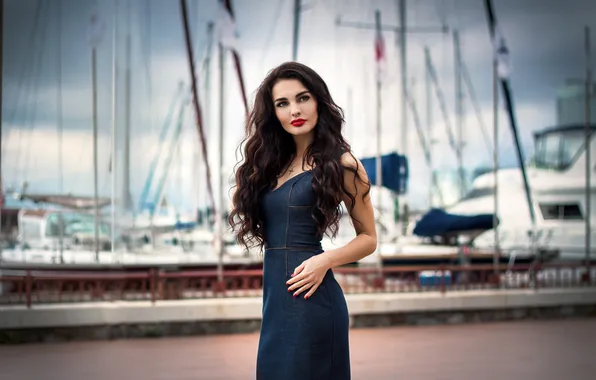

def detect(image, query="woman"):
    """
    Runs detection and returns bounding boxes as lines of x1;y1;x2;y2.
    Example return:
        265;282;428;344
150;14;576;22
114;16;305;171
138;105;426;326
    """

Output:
229;62;377;380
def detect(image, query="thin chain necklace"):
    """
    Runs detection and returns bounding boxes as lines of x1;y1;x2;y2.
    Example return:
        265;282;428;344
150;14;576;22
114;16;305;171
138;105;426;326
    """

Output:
279;156;298;178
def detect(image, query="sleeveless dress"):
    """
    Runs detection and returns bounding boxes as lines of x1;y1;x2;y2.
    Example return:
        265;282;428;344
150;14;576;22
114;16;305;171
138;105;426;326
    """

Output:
256;170;351;380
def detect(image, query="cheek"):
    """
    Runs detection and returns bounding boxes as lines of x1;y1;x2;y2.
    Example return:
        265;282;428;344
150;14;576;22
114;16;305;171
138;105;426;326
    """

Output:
308;104;318;123
275;108;289;124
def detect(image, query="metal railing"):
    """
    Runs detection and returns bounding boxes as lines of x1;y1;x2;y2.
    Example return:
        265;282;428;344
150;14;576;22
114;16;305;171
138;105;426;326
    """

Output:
1;263;594;308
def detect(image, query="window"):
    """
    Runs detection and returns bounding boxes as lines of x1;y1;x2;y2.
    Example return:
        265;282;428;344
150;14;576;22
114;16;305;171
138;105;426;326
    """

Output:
532;130;586;171
539;203;583;220
47;212;110;237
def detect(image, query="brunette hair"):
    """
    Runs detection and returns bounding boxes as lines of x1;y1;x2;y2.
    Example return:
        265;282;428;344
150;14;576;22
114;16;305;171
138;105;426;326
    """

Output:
228;62;370;250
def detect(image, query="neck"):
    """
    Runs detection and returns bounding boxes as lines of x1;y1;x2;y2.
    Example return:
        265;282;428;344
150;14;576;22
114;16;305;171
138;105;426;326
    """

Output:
293;132;314;164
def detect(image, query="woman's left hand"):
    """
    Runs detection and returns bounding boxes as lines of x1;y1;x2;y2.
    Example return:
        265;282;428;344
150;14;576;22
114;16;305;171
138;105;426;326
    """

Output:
286;253;332;299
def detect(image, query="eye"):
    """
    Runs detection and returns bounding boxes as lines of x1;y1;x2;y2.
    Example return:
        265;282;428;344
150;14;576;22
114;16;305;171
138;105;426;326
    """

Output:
298;95;310;102
276;101;288;107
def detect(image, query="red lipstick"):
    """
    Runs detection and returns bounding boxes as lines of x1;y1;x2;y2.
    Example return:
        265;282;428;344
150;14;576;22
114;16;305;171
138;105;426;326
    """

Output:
291;118;306;127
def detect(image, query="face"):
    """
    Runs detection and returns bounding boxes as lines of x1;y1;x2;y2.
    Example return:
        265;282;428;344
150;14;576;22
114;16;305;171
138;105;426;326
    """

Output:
272;79;318;138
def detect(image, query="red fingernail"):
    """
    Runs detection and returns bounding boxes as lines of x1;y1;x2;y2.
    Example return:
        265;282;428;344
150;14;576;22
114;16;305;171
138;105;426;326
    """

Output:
305;295;309;299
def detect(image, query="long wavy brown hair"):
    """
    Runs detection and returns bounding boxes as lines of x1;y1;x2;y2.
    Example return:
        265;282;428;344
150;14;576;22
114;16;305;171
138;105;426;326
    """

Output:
228;62;370;250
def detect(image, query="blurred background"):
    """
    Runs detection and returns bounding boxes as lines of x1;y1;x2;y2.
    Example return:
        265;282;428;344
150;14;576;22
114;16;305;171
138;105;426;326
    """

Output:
2;0;596;267
1;0;596;264
1;1;596;378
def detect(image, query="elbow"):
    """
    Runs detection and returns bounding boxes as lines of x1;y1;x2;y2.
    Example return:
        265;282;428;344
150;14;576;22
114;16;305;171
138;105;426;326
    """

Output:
367;234;378;255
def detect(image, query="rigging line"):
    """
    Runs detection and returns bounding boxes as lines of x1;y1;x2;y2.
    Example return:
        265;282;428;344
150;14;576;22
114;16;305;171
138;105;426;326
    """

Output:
197;35;211;79
135;1;161;181
14;0;51;186
191;2;205;73
57;0;64;195
75;0;104;194
22;11;51;187
143;0;156;137
405;85;445;205
461;58;493;159
4;0;44;127
13;0;48;181
258;0;286;71
3;0;45;161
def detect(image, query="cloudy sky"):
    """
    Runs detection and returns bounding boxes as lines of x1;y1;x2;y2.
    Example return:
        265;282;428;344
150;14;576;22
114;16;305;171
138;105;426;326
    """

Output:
2;0;596;213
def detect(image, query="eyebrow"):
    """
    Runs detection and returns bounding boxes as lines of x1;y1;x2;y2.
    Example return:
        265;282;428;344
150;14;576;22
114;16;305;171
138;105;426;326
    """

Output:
274;90;310;103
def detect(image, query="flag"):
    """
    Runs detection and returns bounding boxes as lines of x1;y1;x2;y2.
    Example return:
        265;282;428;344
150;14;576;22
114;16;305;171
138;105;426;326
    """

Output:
374;25;387;79
492;24;511;79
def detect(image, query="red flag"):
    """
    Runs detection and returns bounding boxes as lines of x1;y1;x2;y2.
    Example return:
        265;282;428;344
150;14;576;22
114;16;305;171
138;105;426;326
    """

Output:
374;26;387;78
375;29;385;62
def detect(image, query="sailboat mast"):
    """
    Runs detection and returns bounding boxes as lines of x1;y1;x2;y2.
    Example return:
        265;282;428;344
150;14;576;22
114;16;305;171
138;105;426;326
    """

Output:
424;45;433;207
199;22;214;223
90;11;101;261
454;29;466;199
179;0;216;229
492;29;500;271
292;0;301;61
374;10;383;237
56;0;65;262
123;0;132;213
216;42;225;282
585;26;592;267
483;0;535;227
0;0;3;258
398;0;407;235
111;0;119;256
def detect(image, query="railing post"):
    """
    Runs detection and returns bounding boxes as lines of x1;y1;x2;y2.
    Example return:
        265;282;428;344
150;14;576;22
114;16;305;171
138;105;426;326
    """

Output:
494;264;501;288
25;270;32;308
583;260;592;285
150;268;156;304
440;265;446;293
218;270;227;296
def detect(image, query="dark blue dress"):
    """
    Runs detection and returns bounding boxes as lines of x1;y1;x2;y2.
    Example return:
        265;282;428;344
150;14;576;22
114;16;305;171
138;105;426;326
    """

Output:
256;170;351;380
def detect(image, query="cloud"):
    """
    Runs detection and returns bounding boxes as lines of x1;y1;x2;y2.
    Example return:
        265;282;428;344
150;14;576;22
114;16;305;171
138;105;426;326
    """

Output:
4;0;596;215
3;124;111;193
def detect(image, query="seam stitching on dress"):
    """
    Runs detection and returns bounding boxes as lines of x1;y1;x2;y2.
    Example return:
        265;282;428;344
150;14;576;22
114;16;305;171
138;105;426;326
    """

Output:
284;183;295;276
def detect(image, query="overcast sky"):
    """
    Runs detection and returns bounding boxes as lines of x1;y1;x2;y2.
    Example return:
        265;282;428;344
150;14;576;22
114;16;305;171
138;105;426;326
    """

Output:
2;0;596;212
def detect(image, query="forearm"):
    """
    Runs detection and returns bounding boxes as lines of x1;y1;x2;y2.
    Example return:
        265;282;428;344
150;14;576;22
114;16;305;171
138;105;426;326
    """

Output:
321;233;377;268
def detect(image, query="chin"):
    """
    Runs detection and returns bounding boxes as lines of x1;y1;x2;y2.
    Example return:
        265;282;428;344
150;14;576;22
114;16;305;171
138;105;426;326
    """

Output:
284;124;315;136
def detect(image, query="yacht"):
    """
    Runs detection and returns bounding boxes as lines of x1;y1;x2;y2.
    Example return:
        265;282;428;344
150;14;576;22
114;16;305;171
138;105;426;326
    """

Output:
445;123;595;261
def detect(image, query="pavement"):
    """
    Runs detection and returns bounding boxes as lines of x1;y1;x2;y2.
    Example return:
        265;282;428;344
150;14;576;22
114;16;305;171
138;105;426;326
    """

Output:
0;318;594;379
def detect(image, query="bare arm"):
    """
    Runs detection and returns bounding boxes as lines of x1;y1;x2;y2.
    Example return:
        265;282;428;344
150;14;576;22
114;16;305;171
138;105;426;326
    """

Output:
286;152;377;298
321;152;378;268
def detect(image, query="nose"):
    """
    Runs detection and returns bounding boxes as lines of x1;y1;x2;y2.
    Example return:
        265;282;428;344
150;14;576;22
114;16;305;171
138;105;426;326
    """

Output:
290;102;301;118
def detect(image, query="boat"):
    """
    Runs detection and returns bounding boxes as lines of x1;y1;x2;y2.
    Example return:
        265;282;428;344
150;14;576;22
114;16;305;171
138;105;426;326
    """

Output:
443;123;596;262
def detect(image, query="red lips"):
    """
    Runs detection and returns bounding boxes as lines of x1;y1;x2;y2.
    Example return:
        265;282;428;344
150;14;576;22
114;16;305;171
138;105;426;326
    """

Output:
291;118;306;127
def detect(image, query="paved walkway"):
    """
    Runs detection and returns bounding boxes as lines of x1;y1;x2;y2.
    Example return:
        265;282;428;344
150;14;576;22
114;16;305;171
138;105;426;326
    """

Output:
1;319;594;379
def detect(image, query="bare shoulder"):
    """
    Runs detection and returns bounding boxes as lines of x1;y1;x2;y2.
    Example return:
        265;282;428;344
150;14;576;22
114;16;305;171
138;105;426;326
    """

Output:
339;151;370;208
340;151;368;179
339;152;374;232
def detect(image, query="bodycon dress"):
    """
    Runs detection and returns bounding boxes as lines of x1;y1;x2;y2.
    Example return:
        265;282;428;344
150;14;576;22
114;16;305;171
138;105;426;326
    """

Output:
256;170;351;380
